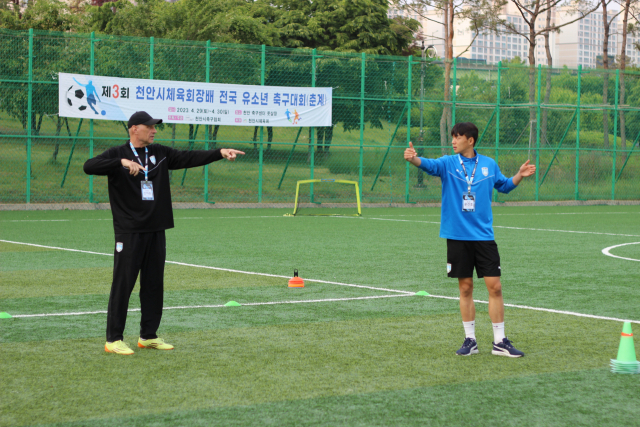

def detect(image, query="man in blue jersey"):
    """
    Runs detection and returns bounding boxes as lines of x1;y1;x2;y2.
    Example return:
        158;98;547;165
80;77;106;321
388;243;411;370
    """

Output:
404;122;535;357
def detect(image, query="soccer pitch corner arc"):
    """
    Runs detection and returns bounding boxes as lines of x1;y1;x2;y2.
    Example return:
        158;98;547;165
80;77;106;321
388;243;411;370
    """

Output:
287;179;362;217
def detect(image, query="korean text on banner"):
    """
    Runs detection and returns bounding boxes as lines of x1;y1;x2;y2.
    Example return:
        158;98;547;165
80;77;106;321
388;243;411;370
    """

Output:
58;73;332;127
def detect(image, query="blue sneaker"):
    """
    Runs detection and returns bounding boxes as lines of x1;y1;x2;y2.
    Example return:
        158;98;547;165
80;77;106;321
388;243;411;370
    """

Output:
456;337;479;356
492;337;524;358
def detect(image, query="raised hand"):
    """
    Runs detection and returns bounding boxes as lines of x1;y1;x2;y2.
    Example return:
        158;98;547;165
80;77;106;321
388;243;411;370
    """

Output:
519;159;536;177
512;159;536;186
404;142;417;162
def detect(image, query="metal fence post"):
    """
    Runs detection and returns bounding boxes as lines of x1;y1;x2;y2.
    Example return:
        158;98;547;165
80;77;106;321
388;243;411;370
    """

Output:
451;57;457;127
405;55;412;203
310;48;317;202
494;62;501;202
149;36;154;79
26;28;33;203
359;52;365;200
535;64;541;201
89;32;96;203
612;69;619;200
204;40;211;203
258;44;265;203
575;65;582;200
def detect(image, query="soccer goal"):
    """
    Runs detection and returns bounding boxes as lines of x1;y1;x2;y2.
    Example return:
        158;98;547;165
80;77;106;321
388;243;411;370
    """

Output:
285;179;362;217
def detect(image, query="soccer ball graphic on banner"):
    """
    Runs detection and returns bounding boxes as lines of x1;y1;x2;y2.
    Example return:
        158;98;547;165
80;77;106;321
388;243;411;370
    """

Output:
66;85;88;111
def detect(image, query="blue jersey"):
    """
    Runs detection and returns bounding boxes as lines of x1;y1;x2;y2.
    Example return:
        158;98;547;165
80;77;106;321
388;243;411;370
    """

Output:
417;150;516;241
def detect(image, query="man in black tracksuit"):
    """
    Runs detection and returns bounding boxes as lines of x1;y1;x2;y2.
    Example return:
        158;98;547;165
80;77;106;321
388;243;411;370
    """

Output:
84;111;244;355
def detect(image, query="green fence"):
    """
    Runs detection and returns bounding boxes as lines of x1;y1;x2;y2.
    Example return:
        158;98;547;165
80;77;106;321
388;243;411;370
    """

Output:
1;28;639;206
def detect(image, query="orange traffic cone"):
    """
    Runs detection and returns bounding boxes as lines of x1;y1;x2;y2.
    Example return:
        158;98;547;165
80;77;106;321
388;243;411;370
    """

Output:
288;269;304;288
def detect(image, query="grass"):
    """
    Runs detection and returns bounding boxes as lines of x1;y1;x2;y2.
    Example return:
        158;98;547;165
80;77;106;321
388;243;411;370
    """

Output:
1;206;640;426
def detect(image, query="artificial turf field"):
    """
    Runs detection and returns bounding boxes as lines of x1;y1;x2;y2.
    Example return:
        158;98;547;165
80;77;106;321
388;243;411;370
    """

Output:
1;205;639;427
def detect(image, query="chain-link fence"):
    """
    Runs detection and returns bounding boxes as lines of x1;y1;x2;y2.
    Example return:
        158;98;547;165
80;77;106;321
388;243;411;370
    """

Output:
1;28;639;206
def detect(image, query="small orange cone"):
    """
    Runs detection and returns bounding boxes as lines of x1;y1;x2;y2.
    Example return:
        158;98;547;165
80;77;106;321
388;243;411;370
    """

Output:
288;269;304;288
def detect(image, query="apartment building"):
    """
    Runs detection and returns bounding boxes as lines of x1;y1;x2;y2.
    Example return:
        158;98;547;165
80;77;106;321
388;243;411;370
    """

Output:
555;7;639;68
389;3;639;68
389;3;553;65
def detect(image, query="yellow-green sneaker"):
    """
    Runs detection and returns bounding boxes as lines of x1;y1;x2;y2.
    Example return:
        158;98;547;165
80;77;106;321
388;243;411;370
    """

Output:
105;340;134;355
138;337;174;350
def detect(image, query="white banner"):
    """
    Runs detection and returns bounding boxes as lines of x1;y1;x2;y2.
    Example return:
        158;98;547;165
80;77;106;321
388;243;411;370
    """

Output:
58;73;332;127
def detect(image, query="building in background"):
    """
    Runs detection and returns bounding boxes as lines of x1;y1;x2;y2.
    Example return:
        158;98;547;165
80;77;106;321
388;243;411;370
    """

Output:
389;3;639;68
389;2;553;65
555;8;639;68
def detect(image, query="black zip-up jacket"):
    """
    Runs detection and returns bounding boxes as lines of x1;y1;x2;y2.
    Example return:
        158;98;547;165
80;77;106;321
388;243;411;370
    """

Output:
84;142;223;234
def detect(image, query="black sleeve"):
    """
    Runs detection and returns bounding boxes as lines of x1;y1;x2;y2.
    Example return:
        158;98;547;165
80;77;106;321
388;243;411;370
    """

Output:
83;146;123;176
166;147;224;170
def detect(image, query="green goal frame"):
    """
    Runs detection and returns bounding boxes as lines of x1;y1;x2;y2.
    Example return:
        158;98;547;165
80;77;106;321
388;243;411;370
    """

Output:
285;179;362;217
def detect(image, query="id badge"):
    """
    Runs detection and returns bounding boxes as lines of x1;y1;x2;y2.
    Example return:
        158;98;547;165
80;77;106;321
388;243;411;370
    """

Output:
462;193;475;212
141;181;154;201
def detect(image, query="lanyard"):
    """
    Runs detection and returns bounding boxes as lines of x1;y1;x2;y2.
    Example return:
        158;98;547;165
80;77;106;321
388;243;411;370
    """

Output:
129;142;148;181
458;154;478;194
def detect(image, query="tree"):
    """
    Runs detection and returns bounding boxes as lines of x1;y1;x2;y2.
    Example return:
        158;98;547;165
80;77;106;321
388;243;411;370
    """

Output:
597;0;622;149
261;0;419;55
0;0;81;31
499;0;600;150
0;0;85;153
250;0;420;154
393;0;506;150
86;0;279;45
540;0;618;149
86;0;419;51
616;0;631;150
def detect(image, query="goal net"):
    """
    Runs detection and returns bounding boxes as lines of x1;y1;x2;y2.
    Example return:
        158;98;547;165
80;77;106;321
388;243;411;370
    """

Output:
285;179;362;216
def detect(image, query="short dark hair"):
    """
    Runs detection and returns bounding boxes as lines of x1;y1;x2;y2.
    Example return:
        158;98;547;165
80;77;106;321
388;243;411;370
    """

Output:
451;122;478;146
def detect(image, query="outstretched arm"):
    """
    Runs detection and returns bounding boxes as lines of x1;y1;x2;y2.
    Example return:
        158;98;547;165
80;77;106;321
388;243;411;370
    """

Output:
403;141;446;177
512;160;536;186
167;147;245;170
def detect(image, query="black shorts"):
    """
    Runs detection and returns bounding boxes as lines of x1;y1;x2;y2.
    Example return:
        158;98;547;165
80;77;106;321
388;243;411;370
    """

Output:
447;239;501;278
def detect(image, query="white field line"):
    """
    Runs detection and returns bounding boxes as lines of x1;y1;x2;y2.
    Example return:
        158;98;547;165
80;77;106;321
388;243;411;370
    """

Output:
0;240;114;257
419;294;640;325
167;260;412;295
310;211;638;218
10;294;412;318
338;216;640;237
0;216;286;222
2;239;639;324
375;212;638;218
10;292;639;325
7;214;638;238
0;239;411;296
602;242;640;262
3;211;637;222
493;212;639;216
3;219;71;222
174;216;286;220
492;225;640;237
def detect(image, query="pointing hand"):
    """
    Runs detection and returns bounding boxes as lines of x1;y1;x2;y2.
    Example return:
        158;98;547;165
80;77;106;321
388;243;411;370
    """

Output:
221;149;246;161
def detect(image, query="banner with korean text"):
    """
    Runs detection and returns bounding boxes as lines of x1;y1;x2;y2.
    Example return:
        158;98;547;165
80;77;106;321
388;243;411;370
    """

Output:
58;73;332;127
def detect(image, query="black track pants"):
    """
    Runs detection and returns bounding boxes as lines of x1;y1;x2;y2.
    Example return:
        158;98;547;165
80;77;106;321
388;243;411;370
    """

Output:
106;231;166;342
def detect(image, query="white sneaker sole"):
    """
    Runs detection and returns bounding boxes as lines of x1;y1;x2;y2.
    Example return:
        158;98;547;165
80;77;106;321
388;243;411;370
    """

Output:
492;348;523;358
456;347;479;356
